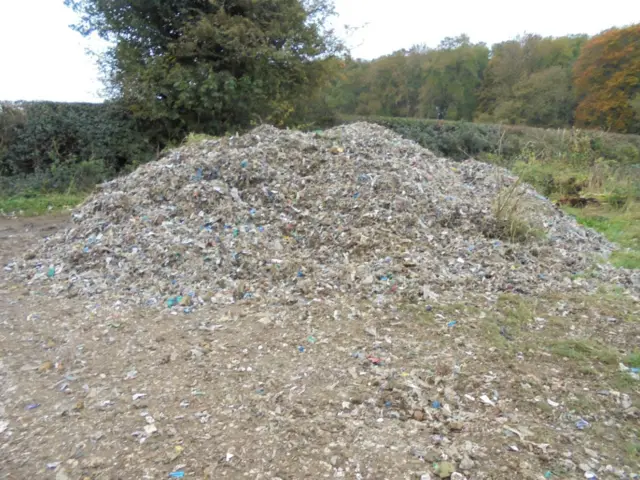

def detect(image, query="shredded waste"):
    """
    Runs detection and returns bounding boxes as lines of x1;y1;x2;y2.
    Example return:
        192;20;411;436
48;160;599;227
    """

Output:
9;122;638;308
1;123;639;479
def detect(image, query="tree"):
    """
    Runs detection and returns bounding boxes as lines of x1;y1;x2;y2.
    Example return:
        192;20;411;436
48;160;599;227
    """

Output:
477;34;587;125
65;0;343;139
574;24;640;133
419;36;489;121
490;66;575;127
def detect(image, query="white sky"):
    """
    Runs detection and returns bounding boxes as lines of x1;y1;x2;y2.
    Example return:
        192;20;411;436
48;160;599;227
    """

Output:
0;0;638;103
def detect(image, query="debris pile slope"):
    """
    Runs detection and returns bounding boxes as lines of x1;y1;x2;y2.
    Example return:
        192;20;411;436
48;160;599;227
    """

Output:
10;123;637;306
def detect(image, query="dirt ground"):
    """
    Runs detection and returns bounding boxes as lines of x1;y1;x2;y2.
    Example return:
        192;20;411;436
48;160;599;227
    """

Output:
1;216;639;480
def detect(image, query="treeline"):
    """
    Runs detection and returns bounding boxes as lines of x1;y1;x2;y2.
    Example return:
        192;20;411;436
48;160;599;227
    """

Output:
323;25;640;133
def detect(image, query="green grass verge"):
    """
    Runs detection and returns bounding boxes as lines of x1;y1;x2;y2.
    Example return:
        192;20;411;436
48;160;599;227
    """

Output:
0;193;85;216
564;205;640;269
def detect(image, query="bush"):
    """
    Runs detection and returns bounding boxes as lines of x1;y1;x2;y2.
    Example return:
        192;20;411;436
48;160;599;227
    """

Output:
0;159;113;197
340;115;640;165
0;101;157;177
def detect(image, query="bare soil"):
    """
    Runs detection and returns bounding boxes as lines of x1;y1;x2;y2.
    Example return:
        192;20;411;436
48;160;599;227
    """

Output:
1;216;639;480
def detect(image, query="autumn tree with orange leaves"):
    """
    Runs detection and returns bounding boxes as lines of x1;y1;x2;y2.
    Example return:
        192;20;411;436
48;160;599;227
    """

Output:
573;24;640;133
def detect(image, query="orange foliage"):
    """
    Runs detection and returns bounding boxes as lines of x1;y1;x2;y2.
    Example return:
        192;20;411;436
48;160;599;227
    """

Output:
573;24;640;133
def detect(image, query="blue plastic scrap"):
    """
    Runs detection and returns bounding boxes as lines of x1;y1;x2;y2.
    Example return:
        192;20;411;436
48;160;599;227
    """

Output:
575;419;590;430
168;471;185;478
431;400;441;409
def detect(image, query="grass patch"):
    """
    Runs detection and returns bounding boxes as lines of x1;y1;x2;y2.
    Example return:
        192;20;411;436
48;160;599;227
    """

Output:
549;339;619;365
0;193;85;216
624;351;640;368
564;204;640;269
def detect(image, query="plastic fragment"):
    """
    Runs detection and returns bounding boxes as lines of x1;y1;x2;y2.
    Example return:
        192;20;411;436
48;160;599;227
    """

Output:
575;419;590;430
168;471;185;478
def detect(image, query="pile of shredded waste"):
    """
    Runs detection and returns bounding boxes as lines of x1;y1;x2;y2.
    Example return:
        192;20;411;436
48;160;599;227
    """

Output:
9;123;638;308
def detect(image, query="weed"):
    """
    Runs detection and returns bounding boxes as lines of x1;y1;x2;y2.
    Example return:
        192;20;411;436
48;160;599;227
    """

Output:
623;441;640;465
624;351;640;368
549;339;618;365
483;175;543;243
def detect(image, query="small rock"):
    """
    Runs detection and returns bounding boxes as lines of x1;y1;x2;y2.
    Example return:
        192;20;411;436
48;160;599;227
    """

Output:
448;421;464;431
144;424;158;435
56;469;71;480
584;447;598;458
38;361;54;373
436;462;456;478
561;459;576;472
451;473;465;480
364;326;377;337
411;446;427;458
413;409;425;421
83;456;105;468
459;456;474;470
444;387;456;401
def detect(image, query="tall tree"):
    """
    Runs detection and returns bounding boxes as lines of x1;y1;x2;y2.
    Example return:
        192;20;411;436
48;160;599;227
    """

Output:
65;0;343;139
574;24;640;133
419;36;489;120
477;34;586;125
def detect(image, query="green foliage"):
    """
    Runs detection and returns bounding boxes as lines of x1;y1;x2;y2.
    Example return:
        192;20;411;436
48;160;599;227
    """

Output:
549;339;618;365
341;116;500;160
489;178;544;243
477;34;587;125
419;36;489;121
0;158;113;197
65;0;343;140
342;115;640;164
566;204;640;269
326;37;488;122
0;101;156;176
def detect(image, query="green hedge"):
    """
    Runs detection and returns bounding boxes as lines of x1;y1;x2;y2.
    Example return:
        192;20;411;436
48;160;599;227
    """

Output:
341;115;640;164
0;101;158;187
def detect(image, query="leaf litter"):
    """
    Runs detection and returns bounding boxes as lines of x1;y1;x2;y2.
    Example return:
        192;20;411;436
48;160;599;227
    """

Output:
0;122;639;479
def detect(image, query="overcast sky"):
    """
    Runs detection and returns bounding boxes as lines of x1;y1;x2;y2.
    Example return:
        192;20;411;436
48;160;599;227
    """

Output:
1;0;637;103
